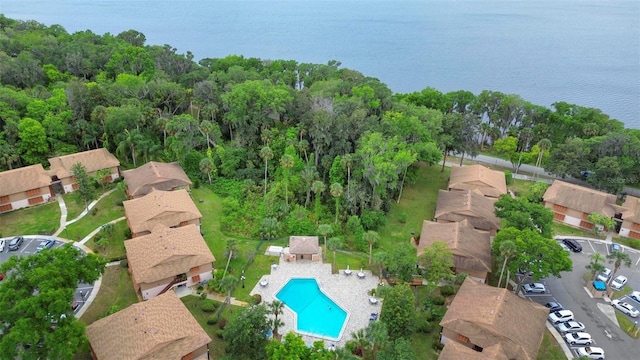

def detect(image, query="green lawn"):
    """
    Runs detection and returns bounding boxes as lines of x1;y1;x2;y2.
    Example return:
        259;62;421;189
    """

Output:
63;188;126;241
552;222;600;238
84;219;129;261
0;200;60;237
79;265;139;326
63;192;87;221
536;329;567;360
616;312;640;338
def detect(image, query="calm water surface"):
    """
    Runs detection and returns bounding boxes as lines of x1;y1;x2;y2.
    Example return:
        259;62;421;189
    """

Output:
1;0;638;128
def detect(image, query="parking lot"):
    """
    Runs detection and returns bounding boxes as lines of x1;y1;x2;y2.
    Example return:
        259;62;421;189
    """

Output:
0;236;95;315
520;238;640;359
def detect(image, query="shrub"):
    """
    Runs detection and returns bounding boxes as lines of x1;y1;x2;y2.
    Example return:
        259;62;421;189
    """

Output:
193;178;201;189
218;318;227;329
199;292;207;300
432;295;445;306
399;212;408;224
207;316;218;325
454;273;467;285
414;311;433;333
201;301;218;312
504;170;513;185
440;285;455;296
91;207;98;216
432;338;444;351
115;198;124;206
360;210;386;231
252;294;262;305
119;259;128;268
216;329;224;339
430;306;447;321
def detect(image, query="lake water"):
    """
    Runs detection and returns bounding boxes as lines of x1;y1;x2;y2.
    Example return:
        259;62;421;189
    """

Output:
1;0;638;128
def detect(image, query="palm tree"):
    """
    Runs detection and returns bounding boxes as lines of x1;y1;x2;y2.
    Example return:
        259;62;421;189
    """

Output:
535;138;552;175
607;251;632;285
327;237;343;265
311;180;325;221
219;275;238;305
317;224;333;260
267;300;285;339
329;182;344;224
116;129;144;167
259;146;274;198
280;154;294;206
497;240;517;288
363;230;380;265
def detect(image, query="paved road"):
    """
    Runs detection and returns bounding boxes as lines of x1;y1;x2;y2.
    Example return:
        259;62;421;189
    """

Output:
522;238;640;360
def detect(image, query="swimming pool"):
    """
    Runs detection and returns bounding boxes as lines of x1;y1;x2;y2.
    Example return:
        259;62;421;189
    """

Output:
275;278;348;340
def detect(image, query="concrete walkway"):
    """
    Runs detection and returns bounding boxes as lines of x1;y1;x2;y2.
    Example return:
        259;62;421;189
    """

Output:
78;216;127;245
51;188;117;237
174;285;249;306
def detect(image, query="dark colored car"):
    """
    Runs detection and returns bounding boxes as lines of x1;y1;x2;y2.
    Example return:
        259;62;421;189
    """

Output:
8;236;24;251
36;239;55;252
545;301;563;312
562;238;582;252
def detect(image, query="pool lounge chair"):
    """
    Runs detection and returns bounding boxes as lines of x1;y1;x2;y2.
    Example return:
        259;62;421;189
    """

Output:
260;279;269;287
369;312;378;321
344;265;352;275
369;297;378;304
357;269;365;279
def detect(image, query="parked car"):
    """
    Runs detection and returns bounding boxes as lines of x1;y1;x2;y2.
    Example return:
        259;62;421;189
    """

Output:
71;300;80;312
610;275;628;290
36;239;55;252
556;320;586;333
549;310;574;324
596;268;612;282
8;236;24;251
629;291;640;303
565;332;593;346
575;346;605;359
611;299;639;318
0;273;4;281
562;238;582;252
545;302;563;312
522;283;546;294
610;243;622;253
559;242;571;252
0;239;5;252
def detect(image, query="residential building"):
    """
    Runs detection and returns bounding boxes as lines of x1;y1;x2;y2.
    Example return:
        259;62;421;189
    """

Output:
439;278;548;360
620;195;640;239
543;180;625;231
418;219;492;283
122;161;191;198
123;189;202;238
448;164;507;198
48;148;120;193
86;291;211;360
125;224;215;300
0;164;54;213
434;189;501;235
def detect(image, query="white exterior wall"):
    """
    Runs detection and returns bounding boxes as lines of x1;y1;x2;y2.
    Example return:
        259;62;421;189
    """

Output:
63;184;75;193
186;270;213;287
10;193;52;211
562;215;582;227
111;172;120;180
619;228;631;238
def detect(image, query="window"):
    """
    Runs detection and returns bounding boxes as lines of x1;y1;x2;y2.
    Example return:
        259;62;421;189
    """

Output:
457;334;469;343
554;213;565;221
182;352;194;360
579;220;594;229
632;223;640;230
0;195;9;203
0;204;12;212
72;183;79;190
28;196;44;205
553;204;568;212
190;266;200;272
179;221;189;226
26;188;41;196
192;275;201;283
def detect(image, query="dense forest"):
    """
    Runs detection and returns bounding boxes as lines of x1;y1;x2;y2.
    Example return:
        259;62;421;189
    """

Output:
1;15;639;241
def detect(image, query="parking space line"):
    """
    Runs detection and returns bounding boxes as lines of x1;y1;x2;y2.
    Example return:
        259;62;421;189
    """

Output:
587;240;596;254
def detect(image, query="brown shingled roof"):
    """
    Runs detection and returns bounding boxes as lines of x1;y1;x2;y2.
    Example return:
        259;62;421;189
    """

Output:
448;165;507;198
289;236;320;254
125;224;215;284
418;219;492;273
123;161;192;197
0;164;51;197
621;196;640;223
123;189;202;235
48;148;119;178
440;278;548;360
439;340;509;360
435;189;501;231
543;180;624;217
86;291;211;360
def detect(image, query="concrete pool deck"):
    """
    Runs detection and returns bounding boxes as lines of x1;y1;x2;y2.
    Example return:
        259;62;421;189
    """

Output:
249;259;381;348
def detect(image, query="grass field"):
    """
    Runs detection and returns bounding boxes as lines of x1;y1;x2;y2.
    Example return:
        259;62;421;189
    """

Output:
64;188;126;241
536;330;567;360
79;265;139;326
0;200;60;237
84;219;129;261
63;191;87;221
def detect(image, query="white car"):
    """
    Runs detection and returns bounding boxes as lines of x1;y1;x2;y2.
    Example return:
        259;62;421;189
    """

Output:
556;320;586;333
630;291;640;303
548;310;574;324
575;346;605;359
596;268;612;282
522;283;546;294
0;239;5;252
611;299;639;318
565;332;593;345
610;275;627;290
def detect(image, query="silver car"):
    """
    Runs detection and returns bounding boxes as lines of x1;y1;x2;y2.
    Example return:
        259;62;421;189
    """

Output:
575;346;604;359
611;299;639;318
522;283;546;294
556;320;585;333
565;332;593;346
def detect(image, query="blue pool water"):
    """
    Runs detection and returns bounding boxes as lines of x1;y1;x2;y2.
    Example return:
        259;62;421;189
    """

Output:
275;278;347;340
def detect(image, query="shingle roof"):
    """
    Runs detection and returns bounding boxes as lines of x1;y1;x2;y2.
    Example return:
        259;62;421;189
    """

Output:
448;165;507;198
48;148;119;178
418;219;492;273
621;196;640;223
440;278;548;360
289;236;320;254
86;291;211;360
435;189;501;231
0;164;51;197
123;189;202;235
439;340;509;360
123;162;192;197
543;180;624;217
125;224;215;283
